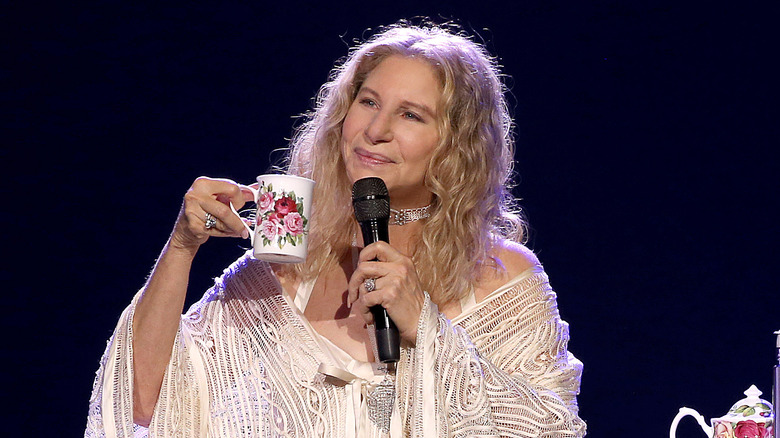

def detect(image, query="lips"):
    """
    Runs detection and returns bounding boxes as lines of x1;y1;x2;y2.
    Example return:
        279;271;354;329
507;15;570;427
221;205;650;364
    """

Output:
354;148;395;166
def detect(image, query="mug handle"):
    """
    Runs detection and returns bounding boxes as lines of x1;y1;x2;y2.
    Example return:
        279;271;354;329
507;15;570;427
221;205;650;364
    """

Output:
670;407;713;438
230;185;259;245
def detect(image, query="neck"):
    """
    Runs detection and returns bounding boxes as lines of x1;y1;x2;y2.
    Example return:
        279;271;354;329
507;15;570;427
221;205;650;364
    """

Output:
354;219;423;257
387;188;433;210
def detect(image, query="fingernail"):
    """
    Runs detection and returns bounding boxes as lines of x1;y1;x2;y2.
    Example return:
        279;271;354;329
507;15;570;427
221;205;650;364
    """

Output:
242;229;249;239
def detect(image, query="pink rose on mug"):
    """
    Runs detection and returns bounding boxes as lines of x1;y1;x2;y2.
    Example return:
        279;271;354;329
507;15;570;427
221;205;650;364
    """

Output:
734;420;769;438
261;219;281;242
274;196;298;215
258;191;275;214
284;212;304;236
268;212;283;224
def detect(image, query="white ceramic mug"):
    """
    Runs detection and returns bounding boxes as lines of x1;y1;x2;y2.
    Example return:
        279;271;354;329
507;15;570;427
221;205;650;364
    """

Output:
235;174;315;264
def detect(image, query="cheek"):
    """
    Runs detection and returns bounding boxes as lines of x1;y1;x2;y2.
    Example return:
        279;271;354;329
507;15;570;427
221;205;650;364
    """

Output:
339;138;352;176
340;115;356;157
339;123;357;178
341;103;363;141
405;134;439;167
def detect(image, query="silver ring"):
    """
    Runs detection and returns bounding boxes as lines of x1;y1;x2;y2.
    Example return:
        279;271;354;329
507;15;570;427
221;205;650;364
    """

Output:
363;278;376;293
204;213;217;230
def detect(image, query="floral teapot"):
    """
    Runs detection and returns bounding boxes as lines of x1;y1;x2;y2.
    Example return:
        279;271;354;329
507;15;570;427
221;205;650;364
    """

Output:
670;385;774;438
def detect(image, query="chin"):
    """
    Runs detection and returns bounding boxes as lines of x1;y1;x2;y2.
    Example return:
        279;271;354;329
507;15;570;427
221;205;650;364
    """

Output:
347;169;389;185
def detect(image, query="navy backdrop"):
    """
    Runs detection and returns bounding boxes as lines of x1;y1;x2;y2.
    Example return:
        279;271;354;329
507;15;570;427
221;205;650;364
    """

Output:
4;1;778;436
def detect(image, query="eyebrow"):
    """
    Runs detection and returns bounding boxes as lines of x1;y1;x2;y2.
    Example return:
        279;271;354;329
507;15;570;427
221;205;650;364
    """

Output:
359;86;438;119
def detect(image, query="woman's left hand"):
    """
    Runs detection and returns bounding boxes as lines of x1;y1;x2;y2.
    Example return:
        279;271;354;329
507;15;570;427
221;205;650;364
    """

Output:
347;241;426;345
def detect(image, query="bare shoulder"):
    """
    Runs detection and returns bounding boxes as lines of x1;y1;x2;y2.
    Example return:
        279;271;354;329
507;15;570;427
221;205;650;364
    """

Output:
473;240;540;302
493;240;540;278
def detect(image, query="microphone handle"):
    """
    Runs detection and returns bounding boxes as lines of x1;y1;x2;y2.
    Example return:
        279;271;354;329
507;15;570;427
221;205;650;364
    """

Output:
358;217;389;245
359;218;400;363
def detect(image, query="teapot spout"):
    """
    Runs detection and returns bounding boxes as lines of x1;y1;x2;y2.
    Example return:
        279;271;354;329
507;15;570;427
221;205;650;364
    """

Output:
670;407;713;438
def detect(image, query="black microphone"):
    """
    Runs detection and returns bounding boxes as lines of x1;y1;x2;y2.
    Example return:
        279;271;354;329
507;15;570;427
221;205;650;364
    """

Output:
352;177;400;363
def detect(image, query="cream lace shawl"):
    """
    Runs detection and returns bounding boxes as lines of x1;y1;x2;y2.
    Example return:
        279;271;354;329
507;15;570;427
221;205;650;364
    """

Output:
85;254;585;437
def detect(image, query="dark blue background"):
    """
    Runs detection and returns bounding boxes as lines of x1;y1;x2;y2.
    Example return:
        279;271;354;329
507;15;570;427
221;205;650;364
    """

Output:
3;1;777;436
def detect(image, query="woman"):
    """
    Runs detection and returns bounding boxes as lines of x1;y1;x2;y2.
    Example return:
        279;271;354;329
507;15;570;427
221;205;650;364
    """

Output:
86;23;586;437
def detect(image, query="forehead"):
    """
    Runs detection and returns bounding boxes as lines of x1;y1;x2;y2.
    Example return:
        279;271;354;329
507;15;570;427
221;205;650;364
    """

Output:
360;55;442;106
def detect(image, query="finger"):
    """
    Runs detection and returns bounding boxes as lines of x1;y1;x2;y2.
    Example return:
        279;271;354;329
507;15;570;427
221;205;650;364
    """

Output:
359;287;388;309
347;262;389;295
192;177;249;210
214;183;248;212
203;213;228;234
350;295;374;325
238;184;257;203
347;276;361;308
204;215;248;239
358;241;405;263
191;178;252;238
352;285;401;327
348;281;383;324
347;264;387;307
356;260;392;275
199;198;247;237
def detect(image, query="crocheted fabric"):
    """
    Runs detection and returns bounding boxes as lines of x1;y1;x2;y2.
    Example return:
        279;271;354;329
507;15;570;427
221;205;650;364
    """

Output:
85;254;585;437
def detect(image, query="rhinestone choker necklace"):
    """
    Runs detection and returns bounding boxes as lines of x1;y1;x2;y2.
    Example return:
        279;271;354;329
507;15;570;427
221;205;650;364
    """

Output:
389;204;432;226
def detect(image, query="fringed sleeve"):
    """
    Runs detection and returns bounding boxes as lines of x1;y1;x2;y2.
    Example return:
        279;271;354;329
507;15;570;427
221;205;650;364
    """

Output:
395;266;586;437
85;289;209;438
85;291;147;437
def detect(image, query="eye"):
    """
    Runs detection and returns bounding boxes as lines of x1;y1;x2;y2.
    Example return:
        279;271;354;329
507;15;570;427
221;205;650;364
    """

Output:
402;111;423;122
359;98;377;108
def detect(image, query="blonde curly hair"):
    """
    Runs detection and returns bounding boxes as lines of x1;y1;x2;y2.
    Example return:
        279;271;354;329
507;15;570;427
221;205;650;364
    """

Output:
280;22;525;305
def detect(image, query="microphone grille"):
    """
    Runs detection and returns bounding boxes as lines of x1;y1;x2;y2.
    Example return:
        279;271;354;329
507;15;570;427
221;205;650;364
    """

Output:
352;177;390;222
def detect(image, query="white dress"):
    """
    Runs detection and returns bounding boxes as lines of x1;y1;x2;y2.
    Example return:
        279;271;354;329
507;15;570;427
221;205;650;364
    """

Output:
85;252;586;437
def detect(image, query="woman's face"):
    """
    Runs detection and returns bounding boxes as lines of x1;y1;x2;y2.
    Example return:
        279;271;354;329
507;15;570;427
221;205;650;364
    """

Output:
341;55;442;208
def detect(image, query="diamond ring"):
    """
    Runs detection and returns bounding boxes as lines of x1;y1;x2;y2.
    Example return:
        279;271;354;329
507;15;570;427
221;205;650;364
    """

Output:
204;213;217;230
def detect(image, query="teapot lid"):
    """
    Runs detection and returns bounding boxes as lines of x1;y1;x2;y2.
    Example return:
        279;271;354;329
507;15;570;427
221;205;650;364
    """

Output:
715;385;773;424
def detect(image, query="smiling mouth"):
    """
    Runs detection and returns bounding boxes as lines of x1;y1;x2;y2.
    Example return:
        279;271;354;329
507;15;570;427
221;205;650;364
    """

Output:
355;148;394;165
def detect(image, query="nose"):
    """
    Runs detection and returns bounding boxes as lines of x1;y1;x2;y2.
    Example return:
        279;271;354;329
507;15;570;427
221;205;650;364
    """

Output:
364;111;393;145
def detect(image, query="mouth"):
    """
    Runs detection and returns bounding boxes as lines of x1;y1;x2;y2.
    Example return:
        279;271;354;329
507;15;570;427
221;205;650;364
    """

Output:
354;148;395;166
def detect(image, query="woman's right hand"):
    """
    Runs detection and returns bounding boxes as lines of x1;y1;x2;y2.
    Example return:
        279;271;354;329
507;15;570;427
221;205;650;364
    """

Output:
133;176;254;426
169;176;255;254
